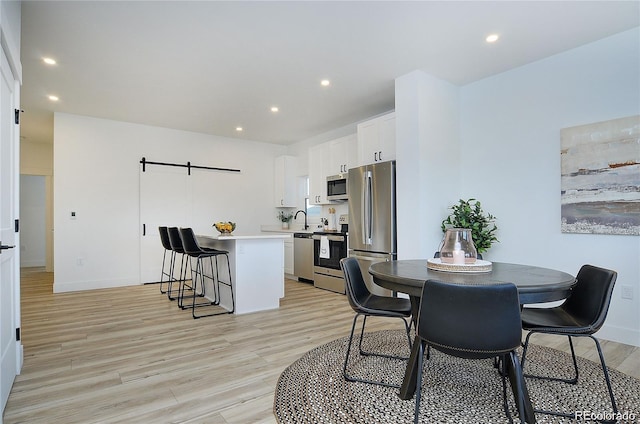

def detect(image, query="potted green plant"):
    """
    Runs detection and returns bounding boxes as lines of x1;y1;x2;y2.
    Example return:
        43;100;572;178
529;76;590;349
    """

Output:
278;211;293;229
441;198;498;254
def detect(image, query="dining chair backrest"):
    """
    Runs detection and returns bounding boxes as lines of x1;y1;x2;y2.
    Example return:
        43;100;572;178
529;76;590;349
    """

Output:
341;257;374;314
167;227;185;254
418;280;521;360
159;226;172;250
178;227;204;256
560;264;617;333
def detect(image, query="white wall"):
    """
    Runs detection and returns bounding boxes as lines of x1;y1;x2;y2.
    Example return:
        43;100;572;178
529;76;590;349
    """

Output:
459;28;640;346
53;113;286;292
19;175;46;267
20;141;54;271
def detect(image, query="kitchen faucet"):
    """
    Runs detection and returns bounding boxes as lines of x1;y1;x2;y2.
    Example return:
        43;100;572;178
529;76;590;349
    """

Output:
294;209;308;230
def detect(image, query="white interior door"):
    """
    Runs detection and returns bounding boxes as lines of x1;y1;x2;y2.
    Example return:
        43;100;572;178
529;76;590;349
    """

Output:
1;46;21;414
139;166;190;284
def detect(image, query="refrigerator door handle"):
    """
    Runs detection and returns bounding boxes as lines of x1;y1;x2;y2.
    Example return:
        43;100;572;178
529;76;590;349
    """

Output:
363;170;372;245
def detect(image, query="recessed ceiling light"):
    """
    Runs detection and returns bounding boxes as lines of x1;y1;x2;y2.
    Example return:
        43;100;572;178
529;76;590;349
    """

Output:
236;126;243;132
320;79;331;87
486;34;499;43
48;95;59;101
271;106;279;113
43;57;57;65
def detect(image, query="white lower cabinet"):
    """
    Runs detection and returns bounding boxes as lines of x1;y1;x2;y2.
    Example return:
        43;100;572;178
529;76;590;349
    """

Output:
284;238;294;275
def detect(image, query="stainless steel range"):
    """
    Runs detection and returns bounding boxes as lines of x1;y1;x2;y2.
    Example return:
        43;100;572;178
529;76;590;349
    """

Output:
312;215;348;293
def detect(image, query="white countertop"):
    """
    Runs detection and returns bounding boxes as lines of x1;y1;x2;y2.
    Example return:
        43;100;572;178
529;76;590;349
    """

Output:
260;224;317;234
200;233;291;241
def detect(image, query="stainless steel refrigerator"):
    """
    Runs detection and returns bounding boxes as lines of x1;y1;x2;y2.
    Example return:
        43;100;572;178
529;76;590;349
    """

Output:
348;160;396;297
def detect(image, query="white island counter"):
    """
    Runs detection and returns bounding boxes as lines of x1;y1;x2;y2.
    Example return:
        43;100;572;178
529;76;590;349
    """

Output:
197;233;291;314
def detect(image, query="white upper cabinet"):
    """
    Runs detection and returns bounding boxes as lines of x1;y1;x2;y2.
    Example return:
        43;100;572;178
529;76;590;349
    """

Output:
274;155;297;207
308;134;357;205
357;112;396;166
308;144;329;205
328;133;358;175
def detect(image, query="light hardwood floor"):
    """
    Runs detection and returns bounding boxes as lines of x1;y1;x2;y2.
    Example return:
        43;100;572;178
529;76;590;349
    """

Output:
4;268;639;423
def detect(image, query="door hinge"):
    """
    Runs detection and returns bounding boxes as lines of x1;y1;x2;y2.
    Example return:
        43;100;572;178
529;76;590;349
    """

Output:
16;328;21;341
15;219;19;232
14;109;20;125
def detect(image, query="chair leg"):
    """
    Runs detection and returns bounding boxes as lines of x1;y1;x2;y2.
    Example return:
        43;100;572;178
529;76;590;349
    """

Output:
522;332;578;384
191;257;219;319
342;313;403;388
167;252;185;301
159;249;174;294
591;335;619;420
505;351;527;424
178;256;195;309
213;253;235;314
189;254;234;318
521;331;618;421
413;340;426;424
357;315;412;360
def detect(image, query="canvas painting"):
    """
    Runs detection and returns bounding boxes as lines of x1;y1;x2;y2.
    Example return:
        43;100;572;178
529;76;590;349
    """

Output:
560;115;640;235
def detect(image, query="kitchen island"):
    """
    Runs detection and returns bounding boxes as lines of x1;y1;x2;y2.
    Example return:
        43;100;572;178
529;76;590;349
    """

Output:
197;233;291;314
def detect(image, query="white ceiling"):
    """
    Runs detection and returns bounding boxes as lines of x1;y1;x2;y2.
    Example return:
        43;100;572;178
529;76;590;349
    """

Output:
20;1;640;145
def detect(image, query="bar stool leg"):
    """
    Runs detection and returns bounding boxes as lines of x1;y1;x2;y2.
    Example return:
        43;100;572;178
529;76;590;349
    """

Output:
159;248;175;294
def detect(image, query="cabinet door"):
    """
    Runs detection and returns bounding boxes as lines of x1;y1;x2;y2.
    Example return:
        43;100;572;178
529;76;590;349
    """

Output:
284;239;294;275
308;144;328;205
344;133;358;172
274;156;296;207
357;112;395;165
328;138;345;175
329;134;357;174
378;112;396;162
357;119;379;166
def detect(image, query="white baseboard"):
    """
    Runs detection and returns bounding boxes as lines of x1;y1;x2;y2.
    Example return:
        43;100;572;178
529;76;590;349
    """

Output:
53;278;139;293
20;260;46;268
596;324;640;348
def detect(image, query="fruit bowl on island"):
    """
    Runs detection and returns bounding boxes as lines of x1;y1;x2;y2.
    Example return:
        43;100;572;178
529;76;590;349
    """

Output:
213;221;236;235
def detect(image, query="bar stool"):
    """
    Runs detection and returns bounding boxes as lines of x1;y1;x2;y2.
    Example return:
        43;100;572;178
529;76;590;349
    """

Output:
167;227;189;302
178;227;235;318
158;226;173;294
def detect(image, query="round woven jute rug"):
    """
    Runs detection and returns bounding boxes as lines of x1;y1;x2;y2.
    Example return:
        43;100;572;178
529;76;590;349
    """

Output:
274;330;640;423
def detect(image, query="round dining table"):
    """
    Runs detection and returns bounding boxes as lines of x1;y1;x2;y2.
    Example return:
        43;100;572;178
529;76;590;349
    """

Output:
369;259;577;424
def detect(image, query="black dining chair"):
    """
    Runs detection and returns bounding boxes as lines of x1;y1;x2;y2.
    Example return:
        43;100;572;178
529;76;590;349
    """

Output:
158;226;173;295
413;279;526;424
179;227;235;318
340;257;412;388
520;264;618;420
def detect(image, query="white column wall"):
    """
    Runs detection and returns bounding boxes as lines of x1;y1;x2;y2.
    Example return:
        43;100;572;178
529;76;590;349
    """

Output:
459;28;640;346
53;113;286;292
395;70;460;260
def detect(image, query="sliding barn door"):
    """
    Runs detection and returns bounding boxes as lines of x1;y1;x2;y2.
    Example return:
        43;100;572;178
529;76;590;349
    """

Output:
139;166;191;284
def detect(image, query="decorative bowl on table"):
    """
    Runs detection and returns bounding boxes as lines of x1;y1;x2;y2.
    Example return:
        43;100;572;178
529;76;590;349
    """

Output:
213;221;236;235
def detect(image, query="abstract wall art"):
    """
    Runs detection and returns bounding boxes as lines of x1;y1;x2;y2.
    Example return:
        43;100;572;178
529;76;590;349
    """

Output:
560;115;640;235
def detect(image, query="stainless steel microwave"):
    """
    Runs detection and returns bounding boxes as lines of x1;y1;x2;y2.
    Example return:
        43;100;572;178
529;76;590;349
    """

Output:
327;173;348;200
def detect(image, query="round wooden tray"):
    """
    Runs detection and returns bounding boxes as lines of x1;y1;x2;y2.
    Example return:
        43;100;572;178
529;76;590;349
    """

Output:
426;258;493;273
